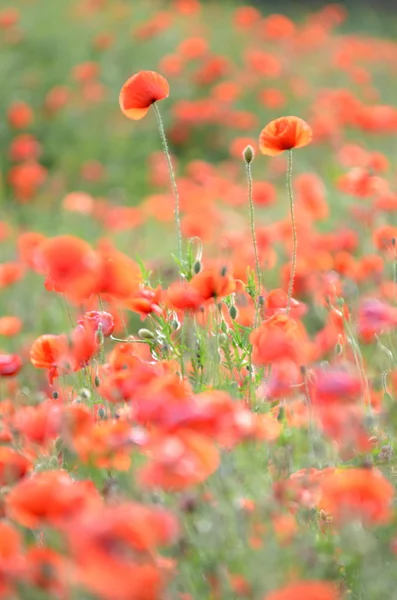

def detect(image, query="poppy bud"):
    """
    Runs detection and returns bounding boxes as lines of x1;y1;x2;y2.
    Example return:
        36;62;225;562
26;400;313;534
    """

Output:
98;407;105;419
52;391;59;399
193;260;202;274
229;304;238;320
171;318;180;331
94;375;101;387
220;266;228;277
138;328;155;340
0;354;22;377
243;144;255;164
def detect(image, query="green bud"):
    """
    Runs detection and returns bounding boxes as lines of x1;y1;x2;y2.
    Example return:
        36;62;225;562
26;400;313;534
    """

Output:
94;375;101;388
229;304;238;320
138;328;155;340
243;145;255;164
193;260;202;274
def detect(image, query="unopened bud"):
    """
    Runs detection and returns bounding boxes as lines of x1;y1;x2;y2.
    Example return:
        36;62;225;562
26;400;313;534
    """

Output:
243;145;255;164
220;266;227;277
193;260;202;274
94;375;101;388
52;391;59;399
138;328;155;340
229;304;238;320
171;318;180;331
98;407;105;419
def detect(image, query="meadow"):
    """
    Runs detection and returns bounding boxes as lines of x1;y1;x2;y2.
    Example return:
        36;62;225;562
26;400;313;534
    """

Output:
2;0;397;598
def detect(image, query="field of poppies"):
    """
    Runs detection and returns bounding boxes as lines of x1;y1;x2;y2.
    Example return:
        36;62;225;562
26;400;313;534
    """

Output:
3;0;397;598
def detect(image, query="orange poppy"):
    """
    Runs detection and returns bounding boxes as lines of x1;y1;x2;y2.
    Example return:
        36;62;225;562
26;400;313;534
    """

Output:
190;267;236;301
66;503;178;600
30;334;69;383
250;314;310;366
119;71;169;120
265;580;339;600
0;447;31;486
0;316;22;336
6;470;101;528
140;430;219;491
0;521;25;597
259;116;313;156
35;235;100;299
319;468;394;525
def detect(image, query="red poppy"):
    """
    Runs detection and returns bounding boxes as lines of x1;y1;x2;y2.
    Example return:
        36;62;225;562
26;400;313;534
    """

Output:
7;101;33;129
0;521;25;597
319;468;394;525
190;267;236;301
265;580;339;600
66;503;178;600
78;311;115;337
0;316;22;337
35;235;100;299
259;116;313;156
30;334;69;383
140;430;219;491
250;314;310;366
0;447;31;485
6;470;101;528
119;71;169;120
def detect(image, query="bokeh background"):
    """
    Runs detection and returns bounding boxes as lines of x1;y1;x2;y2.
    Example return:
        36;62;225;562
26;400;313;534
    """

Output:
1;0;397;339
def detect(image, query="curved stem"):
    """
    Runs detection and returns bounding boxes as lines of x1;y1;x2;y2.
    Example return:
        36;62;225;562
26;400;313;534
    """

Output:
153;102;182;262
286;149;296;314
246;161;262;328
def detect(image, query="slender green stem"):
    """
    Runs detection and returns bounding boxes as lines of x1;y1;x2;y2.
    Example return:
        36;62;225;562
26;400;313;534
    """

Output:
153;102;182;262
286;149;296;314
246;161;262;328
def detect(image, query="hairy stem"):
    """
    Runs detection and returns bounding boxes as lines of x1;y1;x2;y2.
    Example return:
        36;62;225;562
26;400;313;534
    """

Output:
153;102;182;262
286;149;296;314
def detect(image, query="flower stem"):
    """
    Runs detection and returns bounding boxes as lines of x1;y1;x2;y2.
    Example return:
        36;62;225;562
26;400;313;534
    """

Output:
153;102;182;263
246;161;262;328
286;149;296;314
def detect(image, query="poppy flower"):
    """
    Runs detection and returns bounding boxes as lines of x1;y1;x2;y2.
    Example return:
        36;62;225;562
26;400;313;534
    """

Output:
0;316;22;337
319;468;394;525
66;503;178;600
0;354;22;377
0;521;25;597
259;116;313;156
265;580;339;600
7;101;33;129
25;546;66;597
78;311;114;337
6;470;101;528
30;334;69;383
140;430;219;491
35;235;100;300
119;71;169;120
0;447;31;485
250;314;310;366
190;267;236;301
